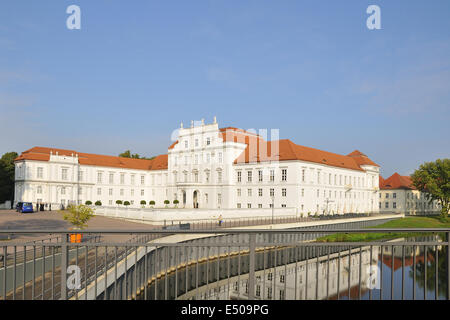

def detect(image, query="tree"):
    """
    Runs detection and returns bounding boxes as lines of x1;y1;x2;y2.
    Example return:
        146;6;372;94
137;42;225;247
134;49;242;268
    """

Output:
0;152;18;205
164;200;169;208
63;204;94;230
119;150;155;160
116;200;123;205
124;201;130;206
140;200;146;206
149;200;155;207
95;200;102;206
85;200;92;205
173;199;179;208
411;159;450;220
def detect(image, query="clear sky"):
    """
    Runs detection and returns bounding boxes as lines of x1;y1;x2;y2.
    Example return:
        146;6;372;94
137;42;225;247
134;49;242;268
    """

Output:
0;0;449;177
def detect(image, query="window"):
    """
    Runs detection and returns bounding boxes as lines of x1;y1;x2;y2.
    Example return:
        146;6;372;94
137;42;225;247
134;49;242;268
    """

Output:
247;203;251;208
281;169;287;181
237;171;242;183
205;193;208;203
61;187;66;195
301;189;304;197
37;167;43;179
282;188;286;197
141;189;144;196
237;189;241;197
206;137;211;145
385;202;389;209
248;189;252;197
258;204;262;208
258;188;263;197
78;187;82;195
302;169;305;182
317;171;321;184
386;193;389;199
97;172;103;184
131;189;134;196
267;287;272;299
270;188;274;197
217;171;222;183
194;172;199;183
195;139;199;147
281;204;286;208
141;175;145;185
97;188;101;196
120;173;125;184
317;189;320;197
393;193;396;199
120;189;124;196
218;152;223;163
185;140;188;148
247;171;252;182
205;172;210;183
217;193;222;205
393;202;397;209
256;285;261;297
270;170;275;182
37;186;42;194
109;200;113;205
258;170;263;182
280;274;285;283
109;173;114;184
78;171;83;182
109;188;113;196
237;203;241;208
62;168;68;181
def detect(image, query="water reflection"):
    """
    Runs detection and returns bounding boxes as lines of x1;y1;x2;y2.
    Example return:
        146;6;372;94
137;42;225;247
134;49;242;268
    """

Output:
154;235;448;300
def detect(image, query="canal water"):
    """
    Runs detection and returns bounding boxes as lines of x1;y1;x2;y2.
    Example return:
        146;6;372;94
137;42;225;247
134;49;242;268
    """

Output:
137;235;447;300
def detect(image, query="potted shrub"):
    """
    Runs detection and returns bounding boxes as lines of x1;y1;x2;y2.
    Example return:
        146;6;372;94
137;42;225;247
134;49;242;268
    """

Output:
164;200;170;208
173;199;179;208
116;200;122;206
149;200;155;208
140;200;146;208
124;201;130;207
85;200;92;206
63;204;94;243
95;200;102;206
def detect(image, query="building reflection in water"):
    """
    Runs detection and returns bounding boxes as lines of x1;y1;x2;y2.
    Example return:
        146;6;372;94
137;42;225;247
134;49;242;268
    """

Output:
175;235;447;300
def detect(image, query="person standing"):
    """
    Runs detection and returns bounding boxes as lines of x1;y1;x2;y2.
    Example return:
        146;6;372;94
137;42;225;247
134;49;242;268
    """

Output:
218;214;223;227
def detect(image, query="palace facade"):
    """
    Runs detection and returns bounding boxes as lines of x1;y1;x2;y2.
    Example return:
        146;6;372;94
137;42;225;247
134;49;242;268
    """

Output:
14;118;381;215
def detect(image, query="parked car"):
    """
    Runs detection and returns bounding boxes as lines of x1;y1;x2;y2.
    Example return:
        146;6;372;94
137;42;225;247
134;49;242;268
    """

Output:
17;202;34;213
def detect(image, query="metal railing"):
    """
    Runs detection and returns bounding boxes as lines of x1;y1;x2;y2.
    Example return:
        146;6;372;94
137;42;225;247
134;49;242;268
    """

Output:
0;228;448;300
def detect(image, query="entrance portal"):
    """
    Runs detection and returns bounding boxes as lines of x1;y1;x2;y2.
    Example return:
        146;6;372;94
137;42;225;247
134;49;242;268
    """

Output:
193;190;199;209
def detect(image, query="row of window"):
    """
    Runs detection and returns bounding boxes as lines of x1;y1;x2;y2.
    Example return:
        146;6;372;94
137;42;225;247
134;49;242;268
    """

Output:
173;151;223;166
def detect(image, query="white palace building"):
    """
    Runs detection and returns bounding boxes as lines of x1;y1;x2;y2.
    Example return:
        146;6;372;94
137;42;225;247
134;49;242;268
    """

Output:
14;118;381;216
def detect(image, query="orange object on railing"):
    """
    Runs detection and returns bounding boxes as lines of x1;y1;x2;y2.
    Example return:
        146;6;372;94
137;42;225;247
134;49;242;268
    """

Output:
70;233;83;243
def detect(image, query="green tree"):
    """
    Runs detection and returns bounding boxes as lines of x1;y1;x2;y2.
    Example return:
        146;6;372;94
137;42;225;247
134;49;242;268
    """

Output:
116;200;122;205
140;200;146;206
0;152;18;205
124;201;130;206
85;200;92;205
63;204;94;230
118;150;155;160
95;200;102;206
164;200;169;208
411;159;450;220
149;200;155;207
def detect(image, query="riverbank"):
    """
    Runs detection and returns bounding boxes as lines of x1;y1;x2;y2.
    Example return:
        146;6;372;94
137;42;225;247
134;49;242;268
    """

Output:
316;216;450;242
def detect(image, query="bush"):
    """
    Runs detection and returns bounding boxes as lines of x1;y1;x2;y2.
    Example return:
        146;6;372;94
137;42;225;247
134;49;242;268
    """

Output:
173;200;179;204
95;201;102;206
124;201;130;206
149;200;155;205
140;200;146;205
116;200;122;205
85;201;92;206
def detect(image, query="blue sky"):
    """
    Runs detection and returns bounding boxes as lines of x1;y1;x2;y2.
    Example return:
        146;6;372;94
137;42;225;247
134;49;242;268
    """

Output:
0;0;449;177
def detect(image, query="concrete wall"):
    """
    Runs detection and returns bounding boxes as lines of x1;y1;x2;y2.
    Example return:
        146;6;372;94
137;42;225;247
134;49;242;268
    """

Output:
93;206;298;224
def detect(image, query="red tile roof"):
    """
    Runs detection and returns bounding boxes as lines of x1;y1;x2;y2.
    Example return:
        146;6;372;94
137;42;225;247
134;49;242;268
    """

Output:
15;128;378;172
380;173;415;190
233;139;376;171
15;147;168;171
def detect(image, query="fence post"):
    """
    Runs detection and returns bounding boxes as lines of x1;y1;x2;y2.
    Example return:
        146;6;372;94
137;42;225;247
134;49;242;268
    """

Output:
60;233;68;300
248;233;256;300
447;231;450;300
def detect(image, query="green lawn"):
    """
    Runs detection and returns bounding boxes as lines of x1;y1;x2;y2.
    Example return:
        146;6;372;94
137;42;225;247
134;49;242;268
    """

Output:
316;216;450;242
